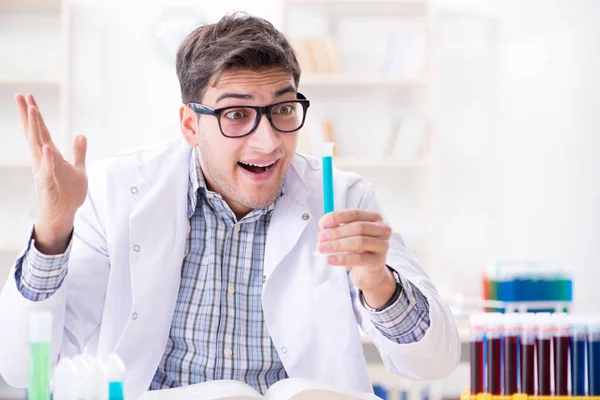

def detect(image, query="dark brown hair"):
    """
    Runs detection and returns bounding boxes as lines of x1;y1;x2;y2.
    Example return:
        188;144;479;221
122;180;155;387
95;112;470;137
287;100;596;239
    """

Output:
176;12;301;104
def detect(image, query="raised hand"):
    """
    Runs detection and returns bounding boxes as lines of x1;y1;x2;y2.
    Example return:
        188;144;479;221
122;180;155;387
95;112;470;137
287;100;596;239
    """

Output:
317;209;397;309
16;94;88;254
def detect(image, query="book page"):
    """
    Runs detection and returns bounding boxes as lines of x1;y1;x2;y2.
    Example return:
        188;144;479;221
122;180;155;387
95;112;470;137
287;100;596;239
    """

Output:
264;378;381;400
137;380;263;400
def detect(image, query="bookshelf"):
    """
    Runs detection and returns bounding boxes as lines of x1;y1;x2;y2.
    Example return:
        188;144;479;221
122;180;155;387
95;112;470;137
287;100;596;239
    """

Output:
301;74;425;88
0;0;61;13
333;156;430;169
286;0;430;15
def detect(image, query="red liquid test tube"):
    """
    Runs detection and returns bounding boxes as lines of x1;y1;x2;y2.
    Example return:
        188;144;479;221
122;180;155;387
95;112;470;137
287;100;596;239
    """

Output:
552;313;570;396
520;313;536;395
536;313;553;396
503;314;520;395
486;316;504;395
469;314;486;395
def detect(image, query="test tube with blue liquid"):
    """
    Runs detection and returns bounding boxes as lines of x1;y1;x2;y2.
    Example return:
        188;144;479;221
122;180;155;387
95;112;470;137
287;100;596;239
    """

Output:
571;316;587;396
321;142;334;215
589;316;600;395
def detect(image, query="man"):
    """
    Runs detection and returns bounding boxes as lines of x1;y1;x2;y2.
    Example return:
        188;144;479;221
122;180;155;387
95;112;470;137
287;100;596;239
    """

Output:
0;13;459;399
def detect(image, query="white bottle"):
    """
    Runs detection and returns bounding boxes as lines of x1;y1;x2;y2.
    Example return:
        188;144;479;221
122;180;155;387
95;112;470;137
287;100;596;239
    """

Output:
53;358;80;400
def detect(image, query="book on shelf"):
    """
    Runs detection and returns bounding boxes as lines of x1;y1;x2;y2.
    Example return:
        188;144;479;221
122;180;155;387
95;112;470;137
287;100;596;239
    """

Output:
291;37;342;75
137;378;380;400
290;38;318;74
321;121;340;156
390;113;425;161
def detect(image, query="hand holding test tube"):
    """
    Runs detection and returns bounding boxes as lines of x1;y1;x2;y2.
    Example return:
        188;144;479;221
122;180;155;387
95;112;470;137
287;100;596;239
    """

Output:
315;142;397;308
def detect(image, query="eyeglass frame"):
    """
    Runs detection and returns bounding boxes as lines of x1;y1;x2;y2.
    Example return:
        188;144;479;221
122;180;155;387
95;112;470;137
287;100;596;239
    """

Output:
187;92;311;139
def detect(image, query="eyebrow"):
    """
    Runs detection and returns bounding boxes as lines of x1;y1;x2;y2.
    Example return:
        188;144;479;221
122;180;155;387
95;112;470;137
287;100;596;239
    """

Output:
215;86;297;104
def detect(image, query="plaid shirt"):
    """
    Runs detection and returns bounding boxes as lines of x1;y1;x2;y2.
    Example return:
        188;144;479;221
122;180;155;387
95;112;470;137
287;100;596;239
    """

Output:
15;150;430;394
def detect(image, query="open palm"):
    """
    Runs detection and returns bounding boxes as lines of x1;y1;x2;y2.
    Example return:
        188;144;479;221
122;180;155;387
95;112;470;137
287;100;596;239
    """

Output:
16;94;88;247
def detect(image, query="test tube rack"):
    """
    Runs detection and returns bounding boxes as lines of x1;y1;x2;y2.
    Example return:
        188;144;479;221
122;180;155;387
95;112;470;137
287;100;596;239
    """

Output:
462;390;600;400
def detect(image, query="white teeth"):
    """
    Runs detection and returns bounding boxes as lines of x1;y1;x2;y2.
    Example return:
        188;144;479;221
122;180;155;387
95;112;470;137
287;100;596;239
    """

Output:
240;160;276;168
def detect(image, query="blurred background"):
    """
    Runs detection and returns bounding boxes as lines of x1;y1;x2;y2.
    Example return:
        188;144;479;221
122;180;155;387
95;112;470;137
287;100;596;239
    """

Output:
1;0;599;399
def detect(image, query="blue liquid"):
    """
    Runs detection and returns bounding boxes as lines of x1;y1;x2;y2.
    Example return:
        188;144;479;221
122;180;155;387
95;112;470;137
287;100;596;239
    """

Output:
590;340;600;395
571;339;586;396
373;384;388;399
322;156;334;214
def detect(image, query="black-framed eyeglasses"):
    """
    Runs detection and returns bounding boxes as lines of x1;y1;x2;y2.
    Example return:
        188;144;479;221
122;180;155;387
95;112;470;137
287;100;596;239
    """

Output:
188;93;310;138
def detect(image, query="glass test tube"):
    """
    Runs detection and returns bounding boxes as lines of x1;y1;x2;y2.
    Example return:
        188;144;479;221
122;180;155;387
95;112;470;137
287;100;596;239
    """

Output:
520;313;536;395
536;313;553;396
571;315;587;396
470;313;486;395
503;313;520;395
486;315;504;395
552;313;570;395
589;316;600;396
552;313;570;396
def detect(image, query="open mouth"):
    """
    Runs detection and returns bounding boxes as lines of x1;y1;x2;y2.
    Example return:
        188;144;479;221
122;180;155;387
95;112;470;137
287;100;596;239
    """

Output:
237;159;278;174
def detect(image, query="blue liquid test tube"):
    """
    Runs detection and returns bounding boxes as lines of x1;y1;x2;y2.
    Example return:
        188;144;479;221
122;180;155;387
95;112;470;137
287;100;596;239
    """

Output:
322;142;335;215
571;316;587;396
589;316;600;396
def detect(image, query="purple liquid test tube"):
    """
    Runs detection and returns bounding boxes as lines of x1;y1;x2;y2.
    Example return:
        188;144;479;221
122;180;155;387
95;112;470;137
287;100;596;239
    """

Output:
469;314;486;395
536;313;553;396
552;313;570;396
520;313;536;395
486;315;503;395
503;313;520;395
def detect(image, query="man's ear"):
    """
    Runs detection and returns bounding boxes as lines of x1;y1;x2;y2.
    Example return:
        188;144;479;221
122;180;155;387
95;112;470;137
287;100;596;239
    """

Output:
180;105;199;147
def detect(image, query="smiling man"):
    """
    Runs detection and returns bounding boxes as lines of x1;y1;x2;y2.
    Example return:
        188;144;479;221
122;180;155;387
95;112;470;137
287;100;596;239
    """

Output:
0;13;459;399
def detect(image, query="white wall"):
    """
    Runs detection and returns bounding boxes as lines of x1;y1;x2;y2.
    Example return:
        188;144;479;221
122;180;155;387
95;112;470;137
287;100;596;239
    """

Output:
63;0;600;310
436;0;600;311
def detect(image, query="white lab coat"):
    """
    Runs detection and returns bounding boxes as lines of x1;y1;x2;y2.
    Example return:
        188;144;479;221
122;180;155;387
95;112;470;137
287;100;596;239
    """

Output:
0;138;459;399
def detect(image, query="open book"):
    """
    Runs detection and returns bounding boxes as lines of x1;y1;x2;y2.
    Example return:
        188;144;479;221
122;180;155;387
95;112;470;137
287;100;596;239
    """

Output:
138;378;382;400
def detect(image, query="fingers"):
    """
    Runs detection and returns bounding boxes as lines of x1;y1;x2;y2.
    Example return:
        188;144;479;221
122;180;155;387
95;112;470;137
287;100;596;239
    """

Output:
16;94;29;135
326;252;381;268
73;135;87;170
318;235;389;255
39;145;55;186
318;221;392;242
25;94;54;146
27;106;43;166
319;209;383;229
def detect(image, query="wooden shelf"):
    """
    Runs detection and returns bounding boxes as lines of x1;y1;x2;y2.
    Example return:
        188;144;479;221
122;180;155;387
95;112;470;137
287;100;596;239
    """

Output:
333;156;429;169
0;0;61;13
287;0;429;15
0;159;33;168
0;247;21;255
0;76;62;87
300;74;424;89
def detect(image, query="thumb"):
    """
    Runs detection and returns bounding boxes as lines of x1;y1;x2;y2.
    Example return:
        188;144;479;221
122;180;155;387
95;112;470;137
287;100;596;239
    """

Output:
39;145;55;186
73;135;87;170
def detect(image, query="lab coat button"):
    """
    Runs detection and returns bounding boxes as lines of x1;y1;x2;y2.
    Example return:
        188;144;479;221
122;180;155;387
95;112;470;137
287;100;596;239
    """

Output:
301;213;310;221
133;245;140;252
233;224;241;233
281;347;288;354
130;187;138;194
262;275;266;283
224;349;233;358
228;285;235;294
132;312;138;320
